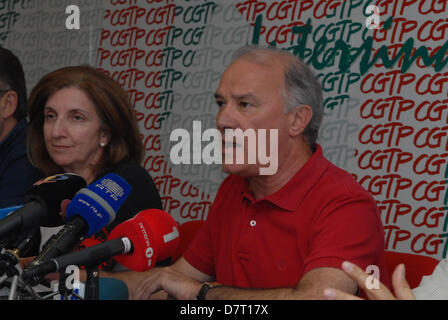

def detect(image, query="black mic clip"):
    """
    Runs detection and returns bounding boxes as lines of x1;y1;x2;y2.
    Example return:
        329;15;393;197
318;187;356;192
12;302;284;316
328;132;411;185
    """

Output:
56;264;99;300
57;269;83;300
0;248;21;281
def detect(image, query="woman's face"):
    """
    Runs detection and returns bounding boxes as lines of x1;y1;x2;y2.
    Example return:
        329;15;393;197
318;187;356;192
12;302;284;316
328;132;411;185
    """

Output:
43;86;110;181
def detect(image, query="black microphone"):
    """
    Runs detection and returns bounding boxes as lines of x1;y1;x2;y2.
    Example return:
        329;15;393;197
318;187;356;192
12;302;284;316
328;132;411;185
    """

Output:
23;173;131;286
22;209;180;285
22;238;131;284
0;173;87;242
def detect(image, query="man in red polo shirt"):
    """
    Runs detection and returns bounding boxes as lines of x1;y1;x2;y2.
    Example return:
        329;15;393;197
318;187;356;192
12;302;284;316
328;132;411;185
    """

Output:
112;45;390;300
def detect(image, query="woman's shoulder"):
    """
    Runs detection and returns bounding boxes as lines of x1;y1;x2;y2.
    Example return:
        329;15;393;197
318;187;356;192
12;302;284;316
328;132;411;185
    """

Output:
110;161;154;182
107;160;162;220
106;161;159;195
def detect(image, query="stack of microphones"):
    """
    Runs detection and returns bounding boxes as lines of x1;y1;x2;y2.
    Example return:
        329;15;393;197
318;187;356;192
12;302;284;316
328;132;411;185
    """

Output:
0;172;180;300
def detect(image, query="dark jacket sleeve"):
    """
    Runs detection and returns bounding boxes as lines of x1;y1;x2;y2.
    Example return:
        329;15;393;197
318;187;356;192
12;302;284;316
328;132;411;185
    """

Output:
0;120;43;208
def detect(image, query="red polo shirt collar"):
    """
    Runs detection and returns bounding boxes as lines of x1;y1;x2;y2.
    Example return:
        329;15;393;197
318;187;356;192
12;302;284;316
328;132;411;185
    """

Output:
241;144;329;211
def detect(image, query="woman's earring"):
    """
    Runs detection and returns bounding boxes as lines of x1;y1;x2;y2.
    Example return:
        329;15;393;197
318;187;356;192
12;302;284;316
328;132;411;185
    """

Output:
100;142;106;147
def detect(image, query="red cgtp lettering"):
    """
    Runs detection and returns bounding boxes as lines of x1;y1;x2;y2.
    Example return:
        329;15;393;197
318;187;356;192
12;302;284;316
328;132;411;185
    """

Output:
236;0;267;22
135;111;144;123
418;18;448;41
110;0;138;6
143;134;161;152
413;153;448;175
411;207;446;228
127;88;145;106
180;201;211;220
104;7;146;27
145;49;163;67
359;174;412;198
180;181;199;198
313;0;343;19
98;48;146;68
412;180;447;202
99;28;146;47
142;71;161;89
358;148;413;173
411;233;442;255
257;21;303;45
359;122;414;147
144;92;161;109
143;155;167;172
414;126;448;150
415;100;448;122
384;225;411;250
145;4;176;25
360;97;414;122
263;0;313;21
375;0;418;17
145;26;172;46
377;199;412;225
161;196;180;213
419;0;448;14
416;73;448;95
144;113;161;130
155;175;181;195
361;71;416;96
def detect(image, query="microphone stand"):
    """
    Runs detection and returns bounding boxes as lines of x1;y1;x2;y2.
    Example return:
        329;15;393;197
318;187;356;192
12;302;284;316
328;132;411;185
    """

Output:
57;269;83;300
57;264;100;300
84;265;99;300
8;274;19;300
0;248;23;300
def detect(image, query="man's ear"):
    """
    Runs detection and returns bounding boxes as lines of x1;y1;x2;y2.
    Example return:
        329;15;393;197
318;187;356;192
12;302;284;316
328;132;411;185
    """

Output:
287;104;313;137
0;91;18;119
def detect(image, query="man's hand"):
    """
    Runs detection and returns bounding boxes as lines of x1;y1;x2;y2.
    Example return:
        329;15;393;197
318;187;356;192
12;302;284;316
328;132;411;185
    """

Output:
323;261;416;300
107;267;203;300
102;257;212;300
131;266;202;300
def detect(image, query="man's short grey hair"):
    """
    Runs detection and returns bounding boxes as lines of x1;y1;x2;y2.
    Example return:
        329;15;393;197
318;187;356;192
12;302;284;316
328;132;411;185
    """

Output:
231;45;323;147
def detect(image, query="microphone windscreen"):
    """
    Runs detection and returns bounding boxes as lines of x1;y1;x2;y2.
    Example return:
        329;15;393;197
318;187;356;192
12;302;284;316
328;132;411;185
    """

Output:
108;209;180;272
26;173;87;227
66;173;132;237
142;209;180;262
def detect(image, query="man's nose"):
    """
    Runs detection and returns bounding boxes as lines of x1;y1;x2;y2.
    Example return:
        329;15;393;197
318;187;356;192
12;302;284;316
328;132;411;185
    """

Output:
216;103;238;132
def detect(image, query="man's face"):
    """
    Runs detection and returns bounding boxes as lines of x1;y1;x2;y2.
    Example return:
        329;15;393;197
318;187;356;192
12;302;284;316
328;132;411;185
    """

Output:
214;56;290;176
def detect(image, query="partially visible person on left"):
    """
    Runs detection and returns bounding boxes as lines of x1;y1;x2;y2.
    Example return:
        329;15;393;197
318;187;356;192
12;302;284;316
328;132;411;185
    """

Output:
0;46;42;208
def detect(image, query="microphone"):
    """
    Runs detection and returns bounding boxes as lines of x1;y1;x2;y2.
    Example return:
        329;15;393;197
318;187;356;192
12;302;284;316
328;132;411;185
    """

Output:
0;173;87;241
22;209;180;283
109;209;180;271
23;173;131;286
0;205;23;220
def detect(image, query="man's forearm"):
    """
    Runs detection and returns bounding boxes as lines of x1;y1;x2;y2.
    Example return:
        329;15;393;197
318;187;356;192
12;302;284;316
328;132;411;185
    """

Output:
204;286;318;300
203;267;358;300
